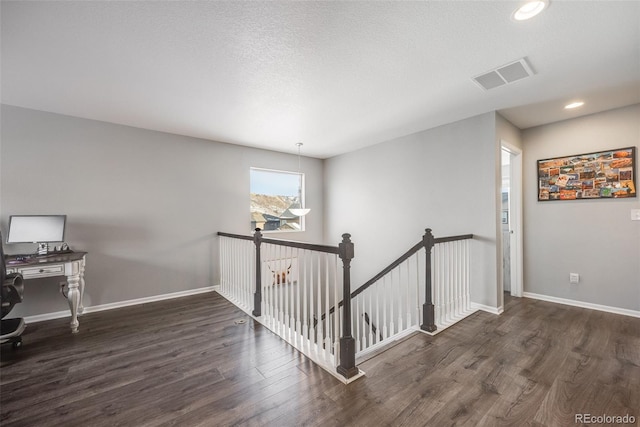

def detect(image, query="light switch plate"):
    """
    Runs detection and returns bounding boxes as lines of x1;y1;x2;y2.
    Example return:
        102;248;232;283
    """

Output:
632;209;640;221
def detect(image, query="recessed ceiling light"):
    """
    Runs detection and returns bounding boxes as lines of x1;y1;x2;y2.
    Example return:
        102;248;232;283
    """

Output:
564;101;585;110
512;0;549;21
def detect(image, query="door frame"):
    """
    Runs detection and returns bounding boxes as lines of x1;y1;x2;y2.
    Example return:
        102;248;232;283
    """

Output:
501;141;523;298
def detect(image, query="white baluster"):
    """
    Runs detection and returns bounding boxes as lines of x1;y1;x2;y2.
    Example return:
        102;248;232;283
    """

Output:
451;241;457;318
440;242;444;322
458;241;463;316
224;237;229;294
405;260;411;328
437;245;443;325
279;244;283;329
447;242;453;323
282;246;287;339
239;239;243;307
264;244;270;325
468;239;472;311
366;286;373;347
338;305;344;365
307;249;313;356
294;248;300;346
324;253;330;361
464;240;470;312
307;249;312;355
301;249;308;352
333;255;342;366
232;238;237;302
219;238;224;294
439;243;444;322
416;253;420;327
396;267;403;332
270;244;276;329
455;241;460;314
450;241;455;318
290;247;295;342
244;240;249;309
228;238;233;299
236;239;240;302
375;275;380;345
240;239;243;304
388;273;393;338
354;288;360;352
361;292;367;351
383;276;387;338
315;252;321;357
264;243;270;325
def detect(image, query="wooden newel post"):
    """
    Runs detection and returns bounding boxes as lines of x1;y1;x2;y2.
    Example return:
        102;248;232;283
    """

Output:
337;233;358;379
252;228;263;317
421;228;437;332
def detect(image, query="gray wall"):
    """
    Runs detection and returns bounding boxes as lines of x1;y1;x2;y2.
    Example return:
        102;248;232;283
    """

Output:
496;114;523;152
523;104;640;311
1;105;324;317
7;101;636;319
324;112;501;309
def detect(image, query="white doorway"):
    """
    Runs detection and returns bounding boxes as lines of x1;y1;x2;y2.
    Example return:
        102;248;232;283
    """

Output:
501;142;523;298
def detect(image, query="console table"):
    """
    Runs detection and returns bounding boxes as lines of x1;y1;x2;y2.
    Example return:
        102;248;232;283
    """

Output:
5;252;87;333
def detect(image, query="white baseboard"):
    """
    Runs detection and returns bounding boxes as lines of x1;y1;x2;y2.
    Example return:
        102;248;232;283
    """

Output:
24;310;73;324
523;292;640;319
470;303;503;315
23;286;216;324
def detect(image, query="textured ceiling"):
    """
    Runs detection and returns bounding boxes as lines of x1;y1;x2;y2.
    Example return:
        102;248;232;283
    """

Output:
2;1;639;158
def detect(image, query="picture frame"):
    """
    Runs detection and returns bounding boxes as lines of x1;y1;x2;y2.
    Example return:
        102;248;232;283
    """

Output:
537;147;636;201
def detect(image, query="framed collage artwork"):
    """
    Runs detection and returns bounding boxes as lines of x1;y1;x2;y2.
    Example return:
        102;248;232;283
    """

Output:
538;147;636;201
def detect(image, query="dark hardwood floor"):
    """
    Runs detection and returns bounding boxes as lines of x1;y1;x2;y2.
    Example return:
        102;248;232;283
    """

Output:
1;292;638;426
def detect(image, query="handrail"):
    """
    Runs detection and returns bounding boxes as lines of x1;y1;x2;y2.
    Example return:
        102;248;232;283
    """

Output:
434;234;474;244
217;231;253;241
217;231;339;254
261;237;339;254
352;240;423;299
322;232;474;319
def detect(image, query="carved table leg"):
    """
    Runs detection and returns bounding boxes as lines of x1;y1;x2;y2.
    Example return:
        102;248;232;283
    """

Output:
66;274;81;333
78;257;86;315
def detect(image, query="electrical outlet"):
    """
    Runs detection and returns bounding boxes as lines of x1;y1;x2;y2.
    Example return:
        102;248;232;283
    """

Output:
631;209;640;221
569;273;580;284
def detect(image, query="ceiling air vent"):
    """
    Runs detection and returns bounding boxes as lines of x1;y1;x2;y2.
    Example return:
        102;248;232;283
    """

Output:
473;58;535;91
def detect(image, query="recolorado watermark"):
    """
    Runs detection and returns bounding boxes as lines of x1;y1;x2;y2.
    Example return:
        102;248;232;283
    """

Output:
575;413;636;424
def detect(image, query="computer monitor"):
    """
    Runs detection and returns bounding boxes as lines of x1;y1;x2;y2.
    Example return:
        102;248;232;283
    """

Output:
6;215;67;255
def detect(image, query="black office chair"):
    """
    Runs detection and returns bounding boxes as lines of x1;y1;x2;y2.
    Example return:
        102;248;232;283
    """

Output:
1;232;25;348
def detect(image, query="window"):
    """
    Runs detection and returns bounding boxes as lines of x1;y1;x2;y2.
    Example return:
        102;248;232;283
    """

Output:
250;168;305;232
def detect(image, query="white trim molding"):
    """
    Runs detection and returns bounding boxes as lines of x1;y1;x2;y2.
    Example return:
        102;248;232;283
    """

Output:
523;292;640;319
470;302;504;315
24;286;216;324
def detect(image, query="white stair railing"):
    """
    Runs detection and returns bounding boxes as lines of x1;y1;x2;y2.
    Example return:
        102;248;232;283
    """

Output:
216;229;474;380
260;243;341;369
216;230;360;384
351;231;475;359
433;239;474;329
218;234;254;314
352;250;423;355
